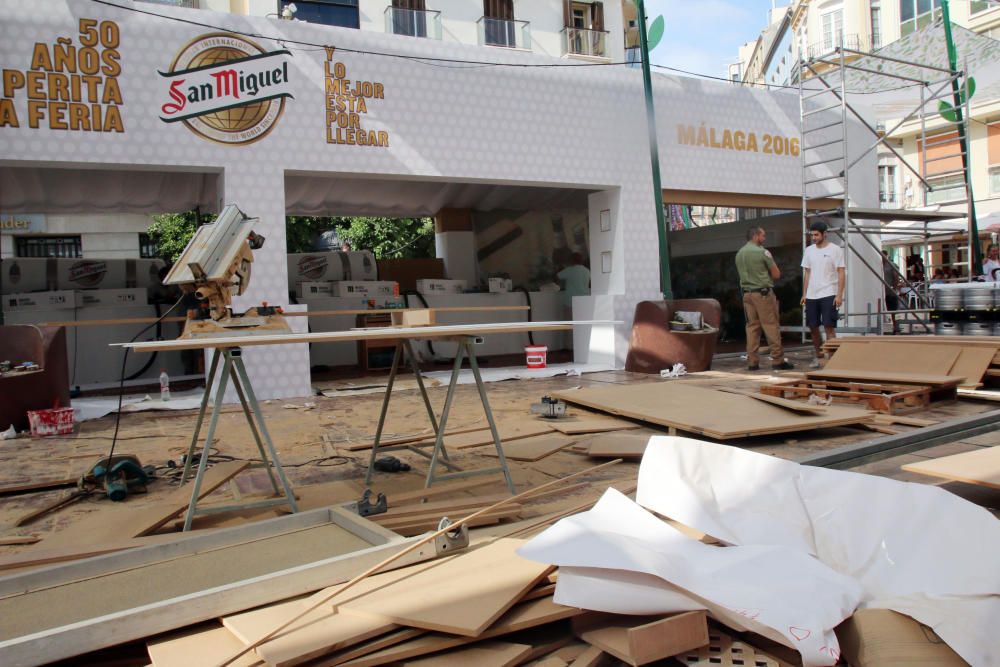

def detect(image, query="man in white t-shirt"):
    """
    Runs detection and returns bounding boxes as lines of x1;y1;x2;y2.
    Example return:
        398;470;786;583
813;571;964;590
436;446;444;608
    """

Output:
800;221;846;368
981;244;1000;282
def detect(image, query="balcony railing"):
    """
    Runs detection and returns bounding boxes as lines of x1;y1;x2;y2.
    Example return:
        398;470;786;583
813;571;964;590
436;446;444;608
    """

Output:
879;192;901;208
477;16;531;50
561;27;608;58
384;7;442;39
807;33;881;61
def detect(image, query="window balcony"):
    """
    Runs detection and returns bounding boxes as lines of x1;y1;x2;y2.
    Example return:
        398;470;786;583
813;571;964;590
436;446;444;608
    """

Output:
879;192;901;209
806;34;880;61
562;26;608;58
384;6;442;39
477;16;531;50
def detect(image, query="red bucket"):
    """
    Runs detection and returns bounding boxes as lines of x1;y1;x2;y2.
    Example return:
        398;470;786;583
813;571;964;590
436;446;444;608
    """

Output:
525;345;548;369
27;407;75;436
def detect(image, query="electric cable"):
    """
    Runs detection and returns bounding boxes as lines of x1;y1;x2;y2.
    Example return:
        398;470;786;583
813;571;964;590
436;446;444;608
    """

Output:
99;293;184;475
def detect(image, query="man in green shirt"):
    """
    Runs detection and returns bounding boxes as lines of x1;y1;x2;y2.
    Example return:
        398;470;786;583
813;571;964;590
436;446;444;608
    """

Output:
735;226;794;371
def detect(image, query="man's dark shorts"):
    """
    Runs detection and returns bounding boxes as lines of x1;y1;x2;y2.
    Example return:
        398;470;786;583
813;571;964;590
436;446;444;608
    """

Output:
806;295;838;328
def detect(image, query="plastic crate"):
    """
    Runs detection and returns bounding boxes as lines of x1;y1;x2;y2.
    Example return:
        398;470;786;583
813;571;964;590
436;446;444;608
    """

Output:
26;407;75;436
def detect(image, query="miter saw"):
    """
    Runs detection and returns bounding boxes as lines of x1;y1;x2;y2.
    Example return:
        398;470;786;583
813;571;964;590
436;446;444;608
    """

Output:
162;205;290;339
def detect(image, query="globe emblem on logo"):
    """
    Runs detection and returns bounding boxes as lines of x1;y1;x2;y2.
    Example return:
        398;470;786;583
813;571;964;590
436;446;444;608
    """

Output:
161;33;291;145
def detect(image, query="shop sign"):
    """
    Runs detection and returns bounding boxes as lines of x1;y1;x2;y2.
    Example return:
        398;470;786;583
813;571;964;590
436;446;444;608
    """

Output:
159;33;293;146
0;214;46;233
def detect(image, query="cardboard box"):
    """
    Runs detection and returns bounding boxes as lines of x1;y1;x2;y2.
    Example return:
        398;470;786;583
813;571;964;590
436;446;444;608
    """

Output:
329;281;398;298
415;279;466;294
296;281;335;297
57;258;165;290
835;609;966;667
3;290;81;312
77;288;148;308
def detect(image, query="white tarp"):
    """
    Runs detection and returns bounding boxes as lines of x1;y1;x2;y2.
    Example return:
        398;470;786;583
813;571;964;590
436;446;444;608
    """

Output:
519;436;1000;667
72;389;204;421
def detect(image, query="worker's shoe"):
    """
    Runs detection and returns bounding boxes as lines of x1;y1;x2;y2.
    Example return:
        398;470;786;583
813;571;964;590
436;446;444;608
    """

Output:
773;360;795;370
746;364;760;371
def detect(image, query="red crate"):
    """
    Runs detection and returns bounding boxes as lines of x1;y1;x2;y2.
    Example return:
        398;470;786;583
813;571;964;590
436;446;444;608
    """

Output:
27;407;75;436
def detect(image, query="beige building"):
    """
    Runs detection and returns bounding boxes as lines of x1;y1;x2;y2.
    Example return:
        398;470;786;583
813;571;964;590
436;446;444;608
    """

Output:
735;1;1000;276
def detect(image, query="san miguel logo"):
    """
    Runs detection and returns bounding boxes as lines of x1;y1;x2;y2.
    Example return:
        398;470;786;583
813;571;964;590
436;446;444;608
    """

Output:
158;33;293;145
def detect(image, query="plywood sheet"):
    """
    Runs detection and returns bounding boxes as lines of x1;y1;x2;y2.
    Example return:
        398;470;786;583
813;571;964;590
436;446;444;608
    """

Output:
578;433;650;460
824;342;960;375
338;539;552;637
482;435;576;462
947;346;999;388
147;624;263;667
402;640;532;667
805;369;959;386
714;387;827;414
573;612;708;667
545;416;640;435
550;384;872;440
901;446;1000;489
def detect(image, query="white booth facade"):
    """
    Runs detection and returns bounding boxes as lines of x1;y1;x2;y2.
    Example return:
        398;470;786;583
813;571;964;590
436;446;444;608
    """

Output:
0;0;878;399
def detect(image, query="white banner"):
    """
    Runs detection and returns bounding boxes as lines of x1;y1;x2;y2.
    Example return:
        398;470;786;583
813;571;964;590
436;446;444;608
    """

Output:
158;50;293;123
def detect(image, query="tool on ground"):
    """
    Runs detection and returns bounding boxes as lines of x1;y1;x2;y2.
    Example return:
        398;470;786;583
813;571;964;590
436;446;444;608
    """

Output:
373;456;411;473
434;517;471;552
531;396;567;419
162;205;290;339
81;454;154;502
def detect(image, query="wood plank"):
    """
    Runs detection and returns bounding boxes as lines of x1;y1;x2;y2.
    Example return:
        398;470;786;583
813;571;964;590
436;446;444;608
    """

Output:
825;342;960;375
544;416;640;435
958;388;1000;402
572;612;708;667
871;414;938;427
402;641;532;667
947;346;999;387
445;423;556;450
338;539;551;637
120;321;610;353
342;427;489;452
714;387;827;414
335;597;586;667
568;645;609;667
0;536;40;546
805;369;959;386
370;494;515;521
373;506;523;536
0;477;77;495
901;446;1000;489
147;624;263;667
578;433;650;460
551;384;872;440
482;435;576;462
386;477;506;505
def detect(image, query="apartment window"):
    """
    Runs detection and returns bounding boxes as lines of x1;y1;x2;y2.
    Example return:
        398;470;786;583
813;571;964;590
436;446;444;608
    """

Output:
900;0;942;36
870;0;882;49
482;0;516;47
390;0;428;37
822;7;844;51
925;173;966;205
564;2;606;57
281;0;359;29
138;233;159;259
879;164;898;205
990;166;1000;195
15;236;82;258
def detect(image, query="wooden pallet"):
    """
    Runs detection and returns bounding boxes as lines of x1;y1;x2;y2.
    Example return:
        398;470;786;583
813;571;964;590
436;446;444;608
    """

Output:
759;378;945;414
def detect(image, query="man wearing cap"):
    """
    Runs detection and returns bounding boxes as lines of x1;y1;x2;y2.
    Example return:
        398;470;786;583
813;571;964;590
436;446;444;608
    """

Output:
735;226;794;371
800;221;846;368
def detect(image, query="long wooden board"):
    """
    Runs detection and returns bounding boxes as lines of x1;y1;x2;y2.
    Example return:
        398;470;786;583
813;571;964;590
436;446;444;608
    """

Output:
337;539;553;637
119;321;615;353
714;387;827;414
544;416;640;435
824;342;960;375
550;384;872;440
403;640;533;667
901;446;1000;489
482;435;576;462
573;612;708;667
578;433;650;460
147;624;263;667
946;346;998;388
805;369;959;386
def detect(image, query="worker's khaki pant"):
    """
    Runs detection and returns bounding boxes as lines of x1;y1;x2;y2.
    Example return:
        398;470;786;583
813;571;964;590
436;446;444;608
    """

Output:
743;291;784;366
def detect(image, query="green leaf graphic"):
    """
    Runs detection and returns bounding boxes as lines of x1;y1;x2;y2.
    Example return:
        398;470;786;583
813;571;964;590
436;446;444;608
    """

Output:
939;100;958;123
648;15;665;51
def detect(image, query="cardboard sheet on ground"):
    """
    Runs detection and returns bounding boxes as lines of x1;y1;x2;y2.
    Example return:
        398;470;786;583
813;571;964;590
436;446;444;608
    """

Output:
632;437;1000;667
72;389;205;421
518;489;861;667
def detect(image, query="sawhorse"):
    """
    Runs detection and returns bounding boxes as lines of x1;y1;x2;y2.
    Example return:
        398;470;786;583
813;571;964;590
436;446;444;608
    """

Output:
179;347;299;531
365;336;516;494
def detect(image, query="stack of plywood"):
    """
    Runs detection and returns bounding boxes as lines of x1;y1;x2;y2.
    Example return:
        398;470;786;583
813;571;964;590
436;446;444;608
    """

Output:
821;336;1000;390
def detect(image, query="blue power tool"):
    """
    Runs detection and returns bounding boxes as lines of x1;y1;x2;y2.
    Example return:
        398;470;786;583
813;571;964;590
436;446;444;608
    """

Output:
83;455;153;502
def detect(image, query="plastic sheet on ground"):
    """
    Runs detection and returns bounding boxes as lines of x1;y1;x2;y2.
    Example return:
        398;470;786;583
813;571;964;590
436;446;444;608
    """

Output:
72;389;205;421
519;436;1000;667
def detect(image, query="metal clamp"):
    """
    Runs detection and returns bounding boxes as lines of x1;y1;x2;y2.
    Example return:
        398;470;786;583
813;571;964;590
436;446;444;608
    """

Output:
434;517;470;554
356;489;388;517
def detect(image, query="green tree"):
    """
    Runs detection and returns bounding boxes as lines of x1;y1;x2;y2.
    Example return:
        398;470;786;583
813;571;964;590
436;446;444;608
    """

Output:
146;211;203;263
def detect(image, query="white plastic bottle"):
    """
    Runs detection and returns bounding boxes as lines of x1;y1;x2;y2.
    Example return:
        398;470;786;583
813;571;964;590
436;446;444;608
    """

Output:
159;369;171;401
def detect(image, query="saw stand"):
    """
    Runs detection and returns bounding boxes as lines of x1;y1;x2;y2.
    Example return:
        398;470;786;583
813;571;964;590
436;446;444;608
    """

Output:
365;336;516;494
179;346;299;531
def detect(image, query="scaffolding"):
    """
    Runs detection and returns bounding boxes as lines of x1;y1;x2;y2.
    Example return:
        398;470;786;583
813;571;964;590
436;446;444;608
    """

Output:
797;34;975;336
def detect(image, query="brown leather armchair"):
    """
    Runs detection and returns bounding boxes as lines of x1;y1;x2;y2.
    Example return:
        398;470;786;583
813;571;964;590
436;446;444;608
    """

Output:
0;325;71;431
625;299;722;374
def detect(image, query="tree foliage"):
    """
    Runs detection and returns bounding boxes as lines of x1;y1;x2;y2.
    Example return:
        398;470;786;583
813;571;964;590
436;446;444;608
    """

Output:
147;213;435;263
